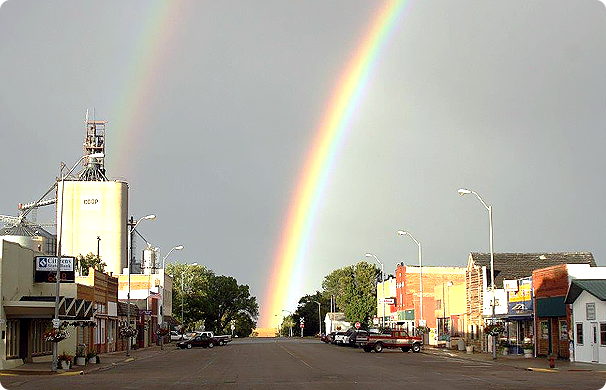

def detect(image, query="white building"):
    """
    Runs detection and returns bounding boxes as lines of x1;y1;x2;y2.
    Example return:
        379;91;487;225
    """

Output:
565;279;606;364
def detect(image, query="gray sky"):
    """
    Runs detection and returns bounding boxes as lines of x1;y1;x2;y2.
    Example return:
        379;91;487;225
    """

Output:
1;0;605;324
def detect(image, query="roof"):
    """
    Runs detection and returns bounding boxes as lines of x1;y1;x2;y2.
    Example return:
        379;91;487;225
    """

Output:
0;223;55;238
470;252;596;288
565;279;606;304
325;312;347;322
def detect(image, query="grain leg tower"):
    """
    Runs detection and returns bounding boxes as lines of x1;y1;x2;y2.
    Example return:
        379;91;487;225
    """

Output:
57;119;128;275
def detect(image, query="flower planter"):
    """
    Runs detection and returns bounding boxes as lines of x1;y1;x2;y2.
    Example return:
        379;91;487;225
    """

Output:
502;347;509;356
523;349;533;358
60;361;70;370
76;357;87;366
465;345;473;354
88;358;97;364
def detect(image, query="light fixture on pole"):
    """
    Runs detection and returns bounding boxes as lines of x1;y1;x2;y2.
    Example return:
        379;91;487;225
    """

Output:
159;245;183;350
53;152;104;372
126;214;156;357
282;309;293;337
397;230;423;328
458;187;497;360
311;300;322;336
365;253;385;328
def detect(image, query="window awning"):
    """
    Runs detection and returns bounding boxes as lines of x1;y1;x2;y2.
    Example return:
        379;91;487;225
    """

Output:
3;296;94;320
536;296;566;317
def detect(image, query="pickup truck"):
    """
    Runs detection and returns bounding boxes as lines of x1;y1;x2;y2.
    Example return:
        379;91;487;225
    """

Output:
198;331;232;345
356;329;422;353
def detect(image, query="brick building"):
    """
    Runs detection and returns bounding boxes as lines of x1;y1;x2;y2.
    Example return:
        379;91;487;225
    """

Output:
394;264;465;332
466;252;596;353
533;262;604;358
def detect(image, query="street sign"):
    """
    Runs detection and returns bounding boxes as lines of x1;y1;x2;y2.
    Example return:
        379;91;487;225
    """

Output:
355;322;361;329
381;298;395;305
300;323;304;328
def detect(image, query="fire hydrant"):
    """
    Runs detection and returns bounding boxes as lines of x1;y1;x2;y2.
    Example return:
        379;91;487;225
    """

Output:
548;354;556;368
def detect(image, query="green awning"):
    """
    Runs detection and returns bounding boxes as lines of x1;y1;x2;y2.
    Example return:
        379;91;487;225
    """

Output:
536;297;566;317
397;309;415;321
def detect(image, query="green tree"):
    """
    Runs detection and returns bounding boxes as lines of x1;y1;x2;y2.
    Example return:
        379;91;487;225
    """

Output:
76;252;106;275
166;263;213;330
321;261;380;327
291;292;330;336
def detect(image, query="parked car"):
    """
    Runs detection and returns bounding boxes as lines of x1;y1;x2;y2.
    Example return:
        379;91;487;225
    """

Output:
348;330;368;347
356;329;422;353
333;329;354;345
170;330;184;341
177;334;220;349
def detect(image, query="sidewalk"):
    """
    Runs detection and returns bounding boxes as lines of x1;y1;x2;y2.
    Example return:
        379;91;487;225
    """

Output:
0;344;174;376
422;345;606;373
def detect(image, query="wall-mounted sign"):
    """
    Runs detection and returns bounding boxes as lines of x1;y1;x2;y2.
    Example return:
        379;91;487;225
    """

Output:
503;279;519;292
34;256;75;283
507;278;533;314
81;195;101;210
381;298;395;305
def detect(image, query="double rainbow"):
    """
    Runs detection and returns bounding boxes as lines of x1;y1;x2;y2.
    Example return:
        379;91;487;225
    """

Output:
261;0;409;327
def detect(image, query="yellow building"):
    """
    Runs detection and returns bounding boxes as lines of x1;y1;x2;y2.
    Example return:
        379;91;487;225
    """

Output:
57;180;129;276
433;282;466;340
377;277;396;326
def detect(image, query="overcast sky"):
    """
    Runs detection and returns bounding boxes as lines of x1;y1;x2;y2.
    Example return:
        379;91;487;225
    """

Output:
1;0;605;323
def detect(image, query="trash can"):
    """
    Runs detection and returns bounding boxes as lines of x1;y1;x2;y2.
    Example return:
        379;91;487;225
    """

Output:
457;338;465;351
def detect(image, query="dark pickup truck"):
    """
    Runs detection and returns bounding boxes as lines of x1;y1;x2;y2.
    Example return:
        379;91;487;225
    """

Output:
356;329;422;353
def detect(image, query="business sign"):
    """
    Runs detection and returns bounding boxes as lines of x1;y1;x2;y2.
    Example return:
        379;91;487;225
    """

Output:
507;278;533;314
34;256;75;283
81;195;101;210
381;298;395;305
503;279;519;292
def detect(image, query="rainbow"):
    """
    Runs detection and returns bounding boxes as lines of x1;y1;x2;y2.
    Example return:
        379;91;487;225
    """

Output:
107;1;184;176
261;0;410;327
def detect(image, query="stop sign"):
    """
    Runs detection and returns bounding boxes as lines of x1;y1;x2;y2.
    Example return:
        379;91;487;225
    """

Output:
355;322;361;329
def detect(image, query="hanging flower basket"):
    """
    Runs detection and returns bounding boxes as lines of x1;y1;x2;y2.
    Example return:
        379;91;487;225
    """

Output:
119;326;138;339
43;327;70;343
484;324;504;336
156;327;169;336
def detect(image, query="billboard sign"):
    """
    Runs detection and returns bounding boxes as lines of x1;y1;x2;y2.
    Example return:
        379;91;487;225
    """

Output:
34;256;75;283
507;278;533;314
503;279;518;292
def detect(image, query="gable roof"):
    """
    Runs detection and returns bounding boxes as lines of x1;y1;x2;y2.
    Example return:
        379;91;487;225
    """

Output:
565;279;606;304
470;252;595;288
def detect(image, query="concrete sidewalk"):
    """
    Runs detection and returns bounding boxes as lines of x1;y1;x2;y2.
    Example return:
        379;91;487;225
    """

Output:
422;345;606;373
0;344;176;376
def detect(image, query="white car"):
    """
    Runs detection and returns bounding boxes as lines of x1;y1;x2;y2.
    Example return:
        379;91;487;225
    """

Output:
170;331;184;341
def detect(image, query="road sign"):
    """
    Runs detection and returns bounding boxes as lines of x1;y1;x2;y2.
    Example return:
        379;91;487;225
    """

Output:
355;322;361;329
300;323;304;328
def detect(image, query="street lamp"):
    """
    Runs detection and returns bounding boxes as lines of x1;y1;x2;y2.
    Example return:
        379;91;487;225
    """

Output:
458;187;497;360
365;253;385;328
397;231;423;328
158;245;183;350
282;310;293;337
312;300;322;336
53;152;104;371
126;214;156;357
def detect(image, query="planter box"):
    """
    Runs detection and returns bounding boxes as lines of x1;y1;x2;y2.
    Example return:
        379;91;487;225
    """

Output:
75;357;87;366
88;358;97;364
60;361;70;370
502;348;509;356
466;345;473;354
523;349;533;358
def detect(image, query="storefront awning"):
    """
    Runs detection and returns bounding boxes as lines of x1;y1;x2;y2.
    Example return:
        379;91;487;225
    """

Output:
536;296;566;317
3;296;94;320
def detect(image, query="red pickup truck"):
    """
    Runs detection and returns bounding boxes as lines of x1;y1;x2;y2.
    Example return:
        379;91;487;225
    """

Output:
356;330;422;353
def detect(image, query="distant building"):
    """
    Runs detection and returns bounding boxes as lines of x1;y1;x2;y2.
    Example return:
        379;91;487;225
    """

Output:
325;312;351;333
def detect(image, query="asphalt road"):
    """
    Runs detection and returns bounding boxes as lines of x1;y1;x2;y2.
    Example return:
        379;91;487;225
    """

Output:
2;338;605;389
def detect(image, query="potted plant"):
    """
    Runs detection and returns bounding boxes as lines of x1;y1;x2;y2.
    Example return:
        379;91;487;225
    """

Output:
58;352;72;370
465;339;474;354
522;343;534;358
86;351;98;364
548;353;557;368
499;340;510;355
75;344;87;366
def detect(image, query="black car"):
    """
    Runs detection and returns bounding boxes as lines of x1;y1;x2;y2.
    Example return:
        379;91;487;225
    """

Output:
348;330;368;347
177;334;219;349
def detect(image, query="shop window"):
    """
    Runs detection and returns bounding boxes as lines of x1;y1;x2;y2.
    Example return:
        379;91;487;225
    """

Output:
587;303;596;321
577;323;584;345
5;320;19;359
601;323;606;346
560;321;568;341
435;300;442;310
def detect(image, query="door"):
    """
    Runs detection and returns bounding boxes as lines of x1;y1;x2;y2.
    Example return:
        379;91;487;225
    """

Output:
592;322;599;363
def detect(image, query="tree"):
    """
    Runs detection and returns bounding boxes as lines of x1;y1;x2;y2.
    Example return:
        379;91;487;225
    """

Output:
166;263;213;330
291;292;331;336
321;261;380;327
76;252;106;275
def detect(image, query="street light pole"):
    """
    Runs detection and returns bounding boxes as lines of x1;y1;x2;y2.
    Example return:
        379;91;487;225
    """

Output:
53;152;104;372
159;245;183;350
397;231;423;328
282;310;293;337
126;214;156;357
312;301;322;336
458;188;497;360
365;253;385;328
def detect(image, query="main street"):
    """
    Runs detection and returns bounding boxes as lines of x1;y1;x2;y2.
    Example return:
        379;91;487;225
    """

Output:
2;338;605;389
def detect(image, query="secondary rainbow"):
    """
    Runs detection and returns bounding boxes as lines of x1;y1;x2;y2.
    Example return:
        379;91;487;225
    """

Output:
261;0;410;327
107;1;184;176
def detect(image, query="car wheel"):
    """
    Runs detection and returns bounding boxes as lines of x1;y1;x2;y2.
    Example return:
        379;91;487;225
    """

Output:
208;342;214;348
412;343;421;353
373;342;383;353
363;346;372;353
219;340;224;346
401;347;410;352
187;343;192;349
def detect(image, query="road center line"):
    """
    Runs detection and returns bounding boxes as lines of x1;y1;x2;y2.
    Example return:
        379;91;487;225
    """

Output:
276;342;314;369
